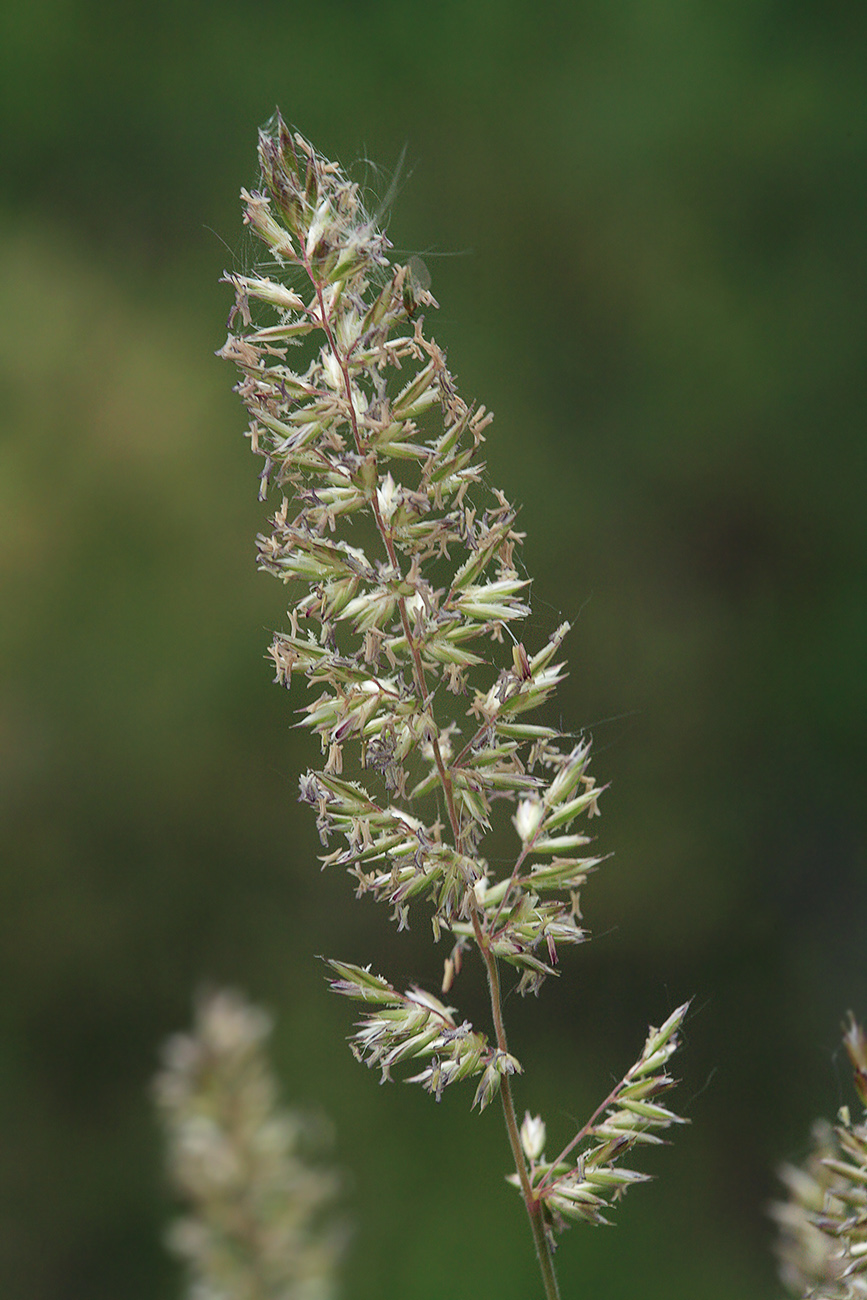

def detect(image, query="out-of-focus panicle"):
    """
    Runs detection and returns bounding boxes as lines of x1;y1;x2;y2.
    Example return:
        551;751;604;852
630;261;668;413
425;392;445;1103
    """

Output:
772;1016;867;1300
155;989;345;1300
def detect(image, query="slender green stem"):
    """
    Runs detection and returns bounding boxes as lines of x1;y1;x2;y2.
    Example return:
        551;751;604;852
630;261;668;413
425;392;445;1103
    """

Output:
477;931;560;1300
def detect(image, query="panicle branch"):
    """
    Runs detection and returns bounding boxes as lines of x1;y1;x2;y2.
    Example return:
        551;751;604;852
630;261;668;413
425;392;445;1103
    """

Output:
327;960;521;1109
509;1002;690;1243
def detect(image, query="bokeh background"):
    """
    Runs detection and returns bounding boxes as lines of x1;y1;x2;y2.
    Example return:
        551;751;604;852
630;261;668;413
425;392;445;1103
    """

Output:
1;2;865;1297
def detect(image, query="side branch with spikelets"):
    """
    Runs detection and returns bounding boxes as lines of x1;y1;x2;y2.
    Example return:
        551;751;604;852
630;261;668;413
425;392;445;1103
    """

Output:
220;113;688;1299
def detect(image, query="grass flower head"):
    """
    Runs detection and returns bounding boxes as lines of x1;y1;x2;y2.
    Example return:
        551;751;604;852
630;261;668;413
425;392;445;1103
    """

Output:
220;114;688;1298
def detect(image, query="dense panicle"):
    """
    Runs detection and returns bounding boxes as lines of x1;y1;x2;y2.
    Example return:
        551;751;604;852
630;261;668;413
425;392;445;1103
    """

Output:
219;116;603;1017
221;120;687;1295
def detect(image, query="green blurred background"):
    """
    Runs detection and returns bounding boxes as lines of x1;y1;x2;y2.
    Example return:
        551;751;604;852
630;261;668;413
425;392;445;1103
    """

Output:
1;1;865;1296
